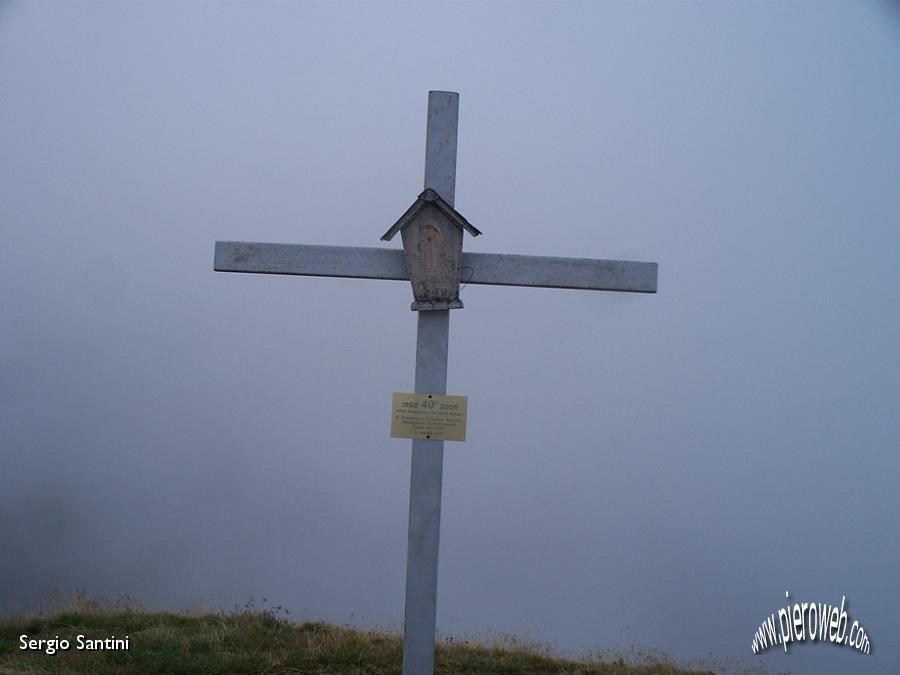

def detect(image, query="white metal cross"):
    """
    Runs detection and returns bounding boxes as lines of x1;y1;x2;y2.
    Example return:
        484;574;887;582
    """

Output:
214;91;657;675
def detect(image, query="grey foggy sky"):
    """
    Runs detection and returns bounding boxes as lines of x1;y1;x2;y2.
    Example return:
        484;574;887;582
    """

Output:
2;2;899;673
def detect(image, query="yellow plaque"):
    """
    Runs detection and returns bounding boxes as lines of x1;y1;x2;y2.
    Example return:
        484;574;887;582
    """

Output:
391;392;468;442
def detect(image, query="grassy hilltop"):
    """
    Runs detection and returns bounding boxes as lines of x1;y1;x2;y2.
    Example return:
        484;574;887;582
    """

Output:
0;594;767;675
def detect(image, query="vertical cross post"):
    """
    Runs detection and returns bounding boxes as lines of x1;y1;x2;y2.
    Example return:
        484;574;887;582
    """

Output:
402;91;458;675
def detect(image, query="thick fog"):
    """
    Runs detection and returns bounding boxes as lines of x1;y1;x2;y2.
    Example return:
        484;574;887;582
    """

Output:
2;2;899;673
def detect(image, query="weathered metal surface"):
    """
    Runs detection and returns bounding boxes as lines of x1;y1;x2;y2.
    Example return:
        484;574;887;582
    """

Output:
214;241;408;279
404;310;449;675
215;242;658;293
462;251;658;293
402;90;457;675
423;91;458;209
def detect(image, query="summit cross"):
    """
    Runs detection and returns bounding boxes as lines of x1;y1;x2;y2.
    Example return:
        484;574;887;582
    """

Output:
214;91;658;675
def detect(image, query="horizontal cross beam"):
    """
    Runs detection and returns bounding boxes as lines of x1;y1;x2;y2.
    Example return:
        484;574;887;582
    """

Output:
214;241;657;293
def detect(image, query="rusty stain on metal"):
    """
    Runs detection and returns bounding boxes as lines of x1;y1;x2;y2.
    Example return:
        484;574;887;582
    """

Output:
231;245;253;264
420;223;444;273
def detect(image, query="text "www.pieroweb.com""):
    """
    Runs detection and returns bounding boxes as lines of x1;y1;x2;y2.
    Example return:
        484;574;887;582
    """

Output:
751;592;871;654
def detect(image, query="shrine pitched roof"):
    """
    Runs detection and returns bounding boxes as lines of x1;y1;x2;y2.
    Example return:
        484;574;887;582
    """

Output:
380;188;482;242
